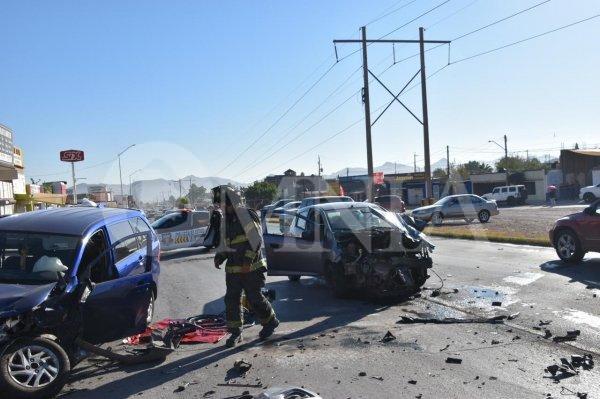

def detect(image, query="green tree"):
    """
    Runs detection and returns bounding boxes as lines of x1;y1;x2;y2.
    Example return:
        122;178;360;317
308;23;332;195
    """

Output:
495;156;544;173
452;161;493;179
244;181;277;208
187;183;207;205
432;168;447;178
177;196;189;209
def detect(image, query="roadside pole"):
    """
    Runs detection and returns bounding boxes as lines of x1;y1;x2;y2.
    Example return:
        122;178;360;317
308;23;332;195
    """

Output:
71;161;77;205
360;26;374;202
419;27;433;201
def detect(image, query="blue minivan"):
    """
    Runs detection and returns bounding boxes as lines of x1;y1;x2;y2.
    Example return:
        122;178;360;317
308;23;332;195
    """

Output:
0;207;160;399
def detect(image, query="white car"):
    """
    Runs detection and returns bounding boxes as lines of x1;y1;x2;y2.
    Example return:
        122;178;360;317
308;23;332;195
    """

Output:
151;210;210;251
482;185;527;206
580;184;600;203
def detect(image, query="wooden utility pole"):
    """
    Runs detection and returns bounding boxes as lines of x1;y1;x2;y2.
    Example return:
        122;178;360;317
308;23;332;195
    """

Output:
419;27;432;201
446;145;450;177
333;27;450;204
360;26;374;201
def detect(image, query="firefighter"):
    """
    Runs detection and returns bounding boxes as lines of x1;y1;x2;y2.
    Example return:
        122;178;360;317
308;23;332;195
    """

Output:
212;185;279;347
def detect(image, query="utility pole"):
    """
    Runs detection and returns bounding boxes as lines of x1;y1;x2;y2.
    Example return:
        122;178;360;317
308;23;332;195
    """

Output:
334;27;449;204
179;179;182;198
446;145;450;177
317;155;323;177
504;134;508;160
360;26;374;201
414;153;417;173
489;135;509;185
419;27;432;202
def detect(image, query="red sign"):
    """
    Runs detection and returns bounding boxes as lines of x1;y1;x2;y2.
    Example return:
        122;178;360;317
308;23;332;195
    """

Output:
60;150;85;162
373;172;385;185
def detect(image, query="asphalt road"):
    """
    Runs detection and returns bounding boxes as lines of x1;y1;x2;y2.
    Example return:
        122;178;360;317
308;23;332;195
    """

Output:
62;238;600;399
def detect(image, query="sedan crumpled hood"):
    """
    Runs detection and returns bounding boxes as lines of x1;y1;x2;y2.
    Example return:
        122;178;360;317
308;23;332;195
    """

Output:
0;283;57;318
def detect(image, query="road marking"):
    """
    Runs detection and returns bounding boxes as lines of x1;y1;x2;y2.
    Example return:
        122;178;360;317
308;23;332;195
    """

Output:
503;272;544;286
561;309;600;330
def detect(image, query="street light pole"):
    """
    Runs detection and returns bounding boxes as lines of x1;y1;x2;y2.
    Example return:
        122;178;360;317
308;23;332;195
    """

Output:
117;144;136;207
129;168;142;200
489;135;508;185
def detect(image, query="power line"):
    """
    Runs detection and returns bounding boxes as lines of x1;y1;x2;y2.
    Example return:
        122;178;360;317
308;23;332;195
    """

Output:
365;0;420;26
337;0;451;63
451;0;552;42
28;158;117;178
390;0;554;67
451;13;600;64
213;61;338;175
427;0;480;30
378;0;451;39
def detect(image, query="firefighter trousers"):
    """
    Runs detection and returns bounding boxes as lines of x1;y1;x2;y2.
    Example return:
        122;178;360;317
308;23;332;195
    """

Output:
225;270;276;332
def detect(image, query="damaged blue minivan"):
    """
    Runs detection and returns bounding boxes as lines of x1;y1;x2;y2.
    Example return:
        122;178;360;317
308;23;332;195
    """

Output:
0;207;160;399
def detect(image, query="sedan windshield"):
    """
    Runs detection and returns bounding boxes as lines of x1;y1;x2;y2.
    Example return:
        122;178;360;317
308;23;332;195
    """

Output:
325;207;394;231
0;231;80;284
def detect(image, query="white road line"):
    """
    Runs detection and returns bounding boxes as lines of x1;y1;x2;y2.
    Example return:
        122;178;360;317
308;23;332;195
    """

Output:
503;272;544;286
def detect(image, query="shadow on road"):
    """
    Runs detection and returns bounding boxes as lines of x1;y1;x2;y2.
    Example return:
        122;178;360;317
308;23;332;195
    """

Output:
160;246;212;261
540;258;600;289
66;277;395;399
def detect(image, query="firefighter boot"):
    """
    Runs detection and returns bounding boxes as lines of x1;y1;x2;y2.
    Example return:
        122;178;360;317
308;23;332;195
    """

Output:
226;329;243;348
259;318;280;340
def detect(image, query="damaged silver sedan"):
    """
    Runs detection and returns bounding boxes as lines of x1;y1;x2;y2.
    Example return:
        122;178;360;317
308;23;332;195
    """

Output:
264;202;434;299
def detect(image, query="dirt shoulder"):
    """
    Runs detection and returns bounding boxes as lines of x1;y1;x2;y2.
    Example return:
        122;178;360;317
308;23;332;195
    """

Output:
422;205;585;247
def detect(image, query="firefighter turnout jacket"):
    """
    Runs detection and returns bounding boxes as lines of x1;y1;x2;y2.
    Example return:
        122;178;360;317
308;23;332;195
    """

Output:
214;207;267;274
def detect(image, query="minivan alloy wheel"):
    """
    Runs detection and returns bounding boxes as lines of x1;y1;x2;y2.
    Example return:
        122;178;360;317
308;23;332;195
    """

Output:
8;345;60;388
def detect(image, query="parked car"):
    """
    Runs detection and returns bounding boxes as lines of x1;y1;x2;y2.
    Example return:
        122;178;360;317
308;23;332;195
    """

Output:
412;194;499;226
261;199;294;219
275;201;301;233
299;195;354;208
265;202;434;298
374;195;406;212
151;209;210;251
482;184;527;206
579;183;600;203
0;207;160;399
549;200;600;263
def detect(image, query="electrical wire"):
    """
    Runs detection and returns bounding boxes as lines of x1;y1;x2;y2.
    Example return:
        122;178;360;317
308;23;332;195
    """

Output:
365;0;420;26
28;158;118;178
213;61;338;176
451;0;552;42
378;0;452;39
451;13;600;64
427;0;480;30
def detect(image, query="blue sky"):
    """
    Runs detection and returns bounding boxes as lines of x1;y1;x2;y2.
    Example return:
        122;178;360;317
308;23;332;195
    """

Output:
1;0;599;184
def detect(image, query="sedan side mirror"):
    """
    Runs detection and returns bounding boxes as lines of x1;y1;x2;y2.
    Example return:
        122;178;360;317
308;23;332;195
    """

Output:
301;230;314;241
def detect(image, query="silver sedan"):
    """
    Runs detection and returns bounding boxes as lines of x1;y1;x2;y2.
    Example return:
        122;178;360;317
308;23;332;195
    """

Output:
411;194;499;226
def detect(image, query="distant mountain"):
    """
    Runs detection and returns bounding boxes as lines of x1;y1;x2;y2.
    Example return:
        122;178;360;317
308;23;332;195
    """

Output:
69;175;244;203
326;159;448;178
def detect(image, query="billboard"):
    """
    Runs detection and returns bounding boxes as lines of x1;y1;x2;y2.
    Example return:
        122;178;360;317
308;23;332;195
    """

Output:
0;125;14;166
60;149;85;162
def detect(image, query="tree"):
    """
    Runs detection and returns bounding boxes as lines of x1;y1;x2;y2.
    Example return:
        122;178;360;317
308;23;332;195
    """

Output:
244;181;277;208
176;197;189;209
495;156;544;173
432;168;447;178
452;161;493;180
187;184;207;205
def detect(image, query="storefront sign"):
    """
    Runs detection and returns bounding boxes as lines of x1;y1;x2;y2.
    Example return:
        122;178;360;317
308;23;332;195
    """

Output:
13;147;23;168
60;149;85;162
0;125;14;166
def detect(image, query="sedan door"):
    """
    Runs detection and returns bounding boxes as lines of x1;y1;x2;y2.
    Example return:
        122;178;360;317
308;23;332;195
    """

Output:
265;209;328;277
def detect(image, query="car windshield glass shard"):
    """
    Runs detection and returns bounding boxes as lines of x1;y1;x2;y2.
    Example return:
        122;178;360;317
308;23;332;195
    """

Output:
0;231;79;284
326;207;393;231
